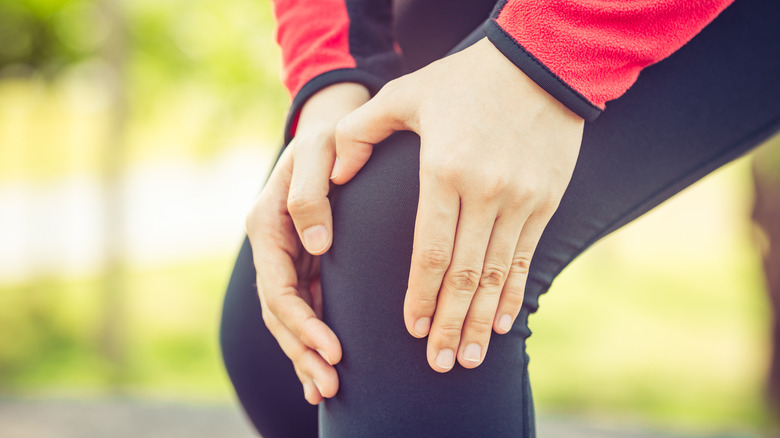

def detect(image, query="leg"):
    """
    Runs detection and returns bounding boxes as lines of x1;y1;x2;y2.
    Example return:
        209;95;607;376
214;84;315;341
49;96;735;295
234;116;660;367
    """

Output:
219;2;499;435
220;237;318;438
320;132;535;437
318;0;780;435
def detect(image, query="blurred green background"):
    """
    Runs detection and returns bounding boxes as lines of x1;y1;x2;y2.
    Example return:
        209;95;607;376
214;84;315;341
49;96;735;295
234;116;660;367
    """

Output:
0;0;778;436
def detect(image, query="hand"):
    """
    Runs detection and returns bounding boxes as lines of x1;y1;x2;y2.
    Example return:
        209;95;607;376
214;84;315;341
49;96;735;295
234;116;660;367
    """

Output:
331;38;584;372
245;83;370;403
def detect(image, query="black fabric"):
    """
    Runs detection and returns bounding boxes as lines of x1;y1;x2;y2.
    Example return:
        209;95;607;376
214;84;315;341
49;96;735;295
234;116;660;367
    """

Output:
345;0;400;77
318;132;534;437
220;0;780;436
219;237;319;438
393;0;496;73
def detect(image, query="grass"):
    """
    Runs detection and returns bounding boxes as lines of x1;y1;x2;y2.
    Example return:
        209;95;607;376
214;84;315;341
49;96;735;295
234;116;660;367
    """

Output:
0;256;237;401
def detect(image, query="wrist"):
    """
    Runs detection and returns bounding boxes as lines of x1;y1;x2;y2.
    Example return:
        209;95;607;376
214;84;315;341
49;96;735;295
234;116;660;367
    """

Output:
297;83;371;133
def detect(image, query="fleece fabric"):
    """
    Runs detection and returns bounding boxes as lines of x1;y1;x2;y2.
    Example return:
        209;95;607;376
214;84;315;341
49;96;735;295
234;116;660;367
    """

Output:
271;0;734;124
487;0;734;117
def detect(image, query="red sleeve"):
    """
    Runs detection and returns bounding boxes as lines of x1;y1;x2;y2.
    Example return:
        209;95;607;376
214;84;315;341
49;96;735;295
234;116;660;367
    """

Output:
485;0;734;120
271;0;400;141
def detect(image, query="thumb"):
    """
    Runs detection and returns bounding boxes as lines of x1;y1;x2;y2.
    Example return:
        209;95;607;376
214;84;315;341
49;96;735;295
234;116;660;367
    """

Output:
331;80;418;184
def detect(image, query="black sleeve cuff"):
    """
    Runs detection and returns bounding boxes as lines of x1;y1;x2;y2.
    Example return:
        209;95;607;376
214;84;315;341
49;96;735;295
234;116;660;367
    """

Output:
484;20;602;122
283;68;388;144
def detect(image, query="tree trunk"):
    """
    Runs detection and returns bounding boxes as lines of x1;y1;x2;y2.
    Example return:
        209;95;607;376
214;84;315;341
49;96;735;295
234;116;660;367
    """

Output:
752;133;780;411
97;0;129;386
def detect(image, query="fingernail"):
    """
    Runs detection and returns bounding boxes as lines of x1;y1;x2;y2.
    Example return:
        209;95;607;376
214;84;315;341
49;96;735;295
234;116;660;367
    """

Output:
303;225;328;253
330;158;340;180
499;314;513;333
463;343;482;363
302;381;313;398
435;349;455;369
413;317;431;337
317;349;332;365
313;379;324;395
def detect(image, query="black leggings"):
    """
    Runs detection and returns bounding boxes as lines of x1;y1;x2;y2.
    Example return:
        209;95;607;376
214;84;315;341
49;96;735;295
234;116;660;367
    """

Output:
220;0;780;436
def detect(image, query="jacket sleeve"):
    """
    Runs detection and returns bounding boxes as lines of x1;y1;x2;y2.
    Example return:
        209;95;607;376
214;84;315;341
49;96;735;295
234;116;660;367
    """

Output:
483;0;735;121
272;0;401;142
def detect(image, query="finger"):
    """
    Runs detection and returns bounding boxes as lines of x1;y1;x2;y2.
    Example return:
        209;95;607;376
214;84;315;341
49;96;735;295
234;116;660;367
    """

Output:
288;135;336;255
245;146;341;396
247;147;295;237
332;79;418;184
261;308;339;404
251;224;341;366
457;212;525;369
403;174;459;339
494;214;549;334
295;345;340;402
246;147;302;263
427;204;495;373
262;280;343;367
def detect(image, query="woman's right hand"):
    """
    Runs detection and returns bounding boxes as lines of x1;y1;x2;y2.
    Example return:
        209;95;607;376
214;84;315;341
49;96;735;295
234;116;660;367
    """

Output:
245;83;370;404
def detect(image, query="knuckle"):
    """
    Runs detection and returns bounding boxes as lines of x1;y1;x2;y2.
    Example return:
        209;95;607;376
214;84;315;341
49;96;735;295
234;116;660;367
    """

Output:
334;117;351;141
293;366;306;382
350;142;375;164
263;293;281;314
288;315;317;345
514;183;539;202
510;252;533;276
264;286;296;314
479;263;508;288
409;294;438;312
295;314;320;341
481;175;510;199
379;78;402;98
287;192;321;216
335;116;362;146
423;160;459;185
415;242;452;272
465;315;494;334
438;165;462;186
537;194;560;216
445;267;481;295
436;321;464;341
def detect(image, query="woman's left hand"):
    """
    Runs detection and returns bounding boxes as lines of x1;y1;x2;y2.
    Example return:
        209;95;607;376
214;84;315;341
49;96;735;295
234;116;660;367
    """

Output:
331;38;585;372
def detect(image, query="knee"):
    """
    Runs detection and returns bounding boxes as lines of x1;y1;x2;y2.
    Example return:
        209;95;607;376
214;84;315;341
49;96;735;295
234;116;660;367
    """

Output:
319;131;421;335
327;131;421;260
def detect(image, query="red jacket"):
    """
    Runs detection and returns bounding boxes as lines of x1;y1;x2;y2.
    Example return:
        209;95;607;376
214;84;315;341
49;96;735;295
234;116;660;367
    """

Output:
272;0;733;138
